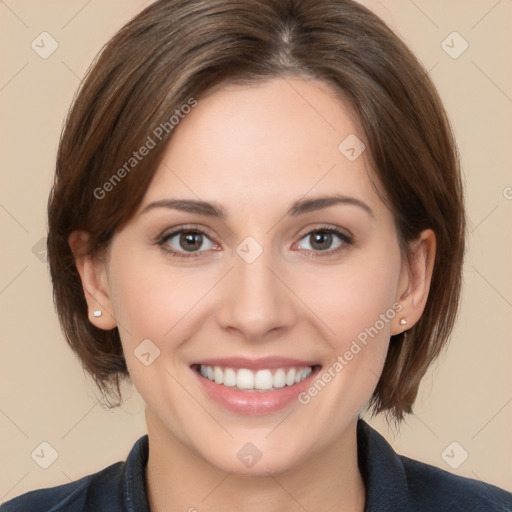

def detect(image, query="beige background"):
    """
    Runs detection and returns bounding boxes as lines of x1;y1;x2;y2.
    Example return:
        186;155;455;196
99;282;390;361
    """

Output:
1;0;511;503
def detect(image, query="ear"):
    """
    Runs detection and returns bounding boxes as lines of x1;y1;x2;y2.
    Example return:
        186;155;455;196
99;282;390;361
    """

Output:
391;229;436;335
68;230;117;330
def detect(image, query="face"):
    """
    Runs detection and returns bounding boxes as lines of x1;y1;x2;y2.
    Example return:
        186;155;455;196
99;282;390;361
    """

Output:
82;77;423;475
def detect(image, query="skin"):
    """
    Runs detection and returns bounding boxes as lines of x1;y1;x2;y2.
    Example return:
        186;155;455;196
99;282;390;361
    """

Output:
70;77;435;512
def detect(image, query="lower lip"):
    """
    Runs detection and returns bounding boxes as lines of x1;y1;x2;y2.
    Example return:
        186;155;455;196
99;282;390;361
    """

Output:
193;367;320;416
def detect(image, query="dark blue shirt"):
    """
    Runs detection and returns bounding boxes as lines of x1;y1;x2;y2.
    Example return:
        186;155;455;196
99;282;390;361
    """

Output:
2;419;511;511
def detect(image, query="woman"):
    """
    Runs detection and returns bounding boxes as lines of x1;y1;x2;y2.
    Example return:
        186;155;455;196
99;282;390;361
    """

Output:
2;0;510;510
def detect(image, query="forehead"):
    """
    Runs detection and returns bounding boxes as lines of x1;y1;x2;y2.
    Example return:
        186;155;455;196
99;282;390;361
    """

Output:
140;77;386;219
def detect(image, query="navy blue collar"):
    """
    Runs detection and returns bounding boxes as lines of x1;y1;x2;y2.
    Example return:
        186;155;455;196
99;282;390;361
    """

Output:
356;419;412;511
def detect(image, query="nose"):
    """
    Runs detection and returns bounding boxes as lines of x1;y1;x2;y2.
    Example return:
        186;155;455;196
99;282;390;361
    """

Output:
216;250;298;341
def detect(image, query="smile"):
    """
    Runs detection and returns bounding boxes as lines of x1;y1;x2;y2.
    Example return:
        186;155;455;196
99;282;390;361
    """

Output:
191;357;322;415
195;364;314;392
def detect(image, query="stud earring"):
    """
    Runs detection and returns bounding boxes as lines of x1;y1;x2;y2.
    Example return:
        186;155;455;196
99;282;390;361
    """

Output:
93;310;102;318
399;318;407;326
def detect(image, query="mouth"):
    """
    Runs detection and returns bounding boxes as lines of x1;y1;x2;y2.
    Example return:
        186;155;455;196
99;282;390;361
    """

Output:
190;357;322;415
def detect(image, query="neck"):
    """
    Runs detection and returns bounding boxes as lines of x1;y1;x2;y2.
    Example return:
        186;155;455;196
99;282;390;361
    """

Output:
145;408;366;512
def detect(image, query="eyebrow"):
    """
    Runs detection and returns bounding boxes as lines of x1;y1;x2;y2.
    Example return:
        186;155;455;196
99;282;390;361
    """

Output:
140;194;374;219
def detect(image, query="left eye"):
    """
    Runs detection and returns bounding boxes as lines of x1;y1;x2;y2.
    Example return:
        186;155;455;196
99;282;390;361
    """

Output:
296;228;351;252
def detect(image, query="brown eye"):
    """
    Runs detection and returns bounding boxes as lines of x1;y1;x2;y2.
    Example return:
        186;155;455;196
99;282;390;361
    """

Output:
309;231;334;251
296;227;353;255
159;228;218;258
178;232;204;252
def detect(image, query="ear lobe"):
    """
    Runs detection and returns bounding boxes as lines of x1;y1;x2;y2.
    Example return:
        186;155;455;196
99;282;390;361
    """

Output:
392;229;436;335
68;230;117;330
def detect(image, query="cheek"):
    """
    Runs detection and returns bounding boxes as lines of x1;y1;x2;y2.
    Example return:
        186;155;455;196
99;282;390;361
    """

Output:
109;250;212;344
304;250;402;348
106;251;209;415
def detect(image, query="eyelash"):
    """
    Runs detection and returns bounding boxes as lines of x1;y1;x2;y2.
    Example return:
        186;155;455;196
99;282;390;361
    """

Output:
156;224;354;259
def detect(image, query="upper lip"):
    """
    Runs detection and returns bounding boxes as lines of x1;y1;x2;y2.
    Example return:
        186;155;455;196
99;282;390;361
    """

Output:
191;356;321;371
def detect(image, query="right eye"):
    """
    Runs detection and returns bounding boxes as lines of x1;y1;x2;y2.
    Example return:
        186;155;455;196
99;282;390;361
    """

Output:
157;226;220;258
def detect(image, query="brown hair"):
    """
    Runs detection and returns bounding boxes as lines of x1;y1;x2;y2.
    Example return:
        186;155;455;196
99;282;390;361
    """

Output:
47;0;465;422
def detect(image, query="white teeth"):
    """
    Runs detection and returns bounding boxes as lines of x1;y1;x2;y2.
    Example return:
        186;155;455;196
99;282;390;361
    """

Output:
223;367;237;386
285;368;296;386
198;364;314;390
273;368;286;388
213;366;223;384
254;369;273;390
237;369;254;389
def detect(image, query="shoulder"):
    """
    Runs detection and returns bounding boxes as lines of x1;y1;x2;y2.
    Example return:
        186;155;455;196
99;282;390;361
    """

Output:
400;453;512;511
357;419;512;512
0;461;124;512
1;434;150;512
